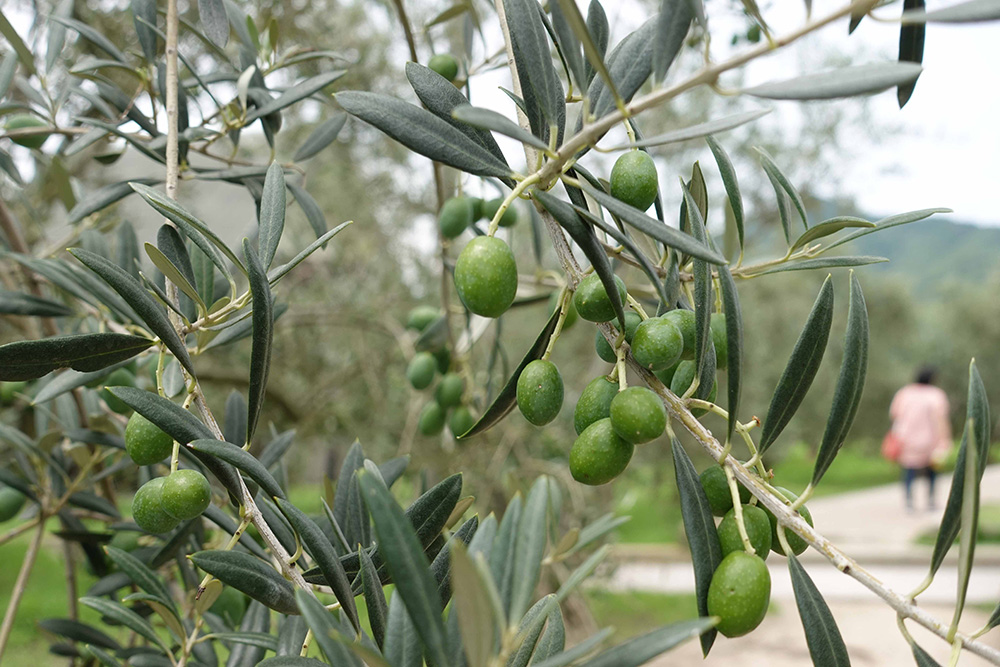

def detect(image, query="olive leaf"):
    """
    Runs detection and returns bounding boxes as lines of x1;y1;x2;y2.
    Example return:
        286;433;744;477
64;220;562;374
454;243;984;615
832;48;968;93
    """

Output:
812;272;869;485
619;109;770;150
790;217;874;252
294;114;347;162
510;477;548;622
652;0;694;83
671;437;721;656
912;642;943;666
244;70;345;123
37;619;121;652
145;243;204;311
705;135;745;253
743;62;923;100
188;439;284;499
452;104;550;151
105;547;176;616
758;276;834;455
258;163;287;269
360;546;389;649
823;208;950;251
225;601;273;665
578;619;715;667
244;239;273;446
898;0;926;107
294;591;362;666
79;597;170;653
583;0;610;86
718;264;743;445
901;0;1000;22
67;179;158;224
548;0;586;89
950;422;980;635
0;333;153;382
586;18;656;122
451;541;503;667
681;179;717;395
757;147;808;232
190;551;298;615
0;11;36;75
198;0;229;47
503;0;565;141
787;554;851;666
743;256;888;278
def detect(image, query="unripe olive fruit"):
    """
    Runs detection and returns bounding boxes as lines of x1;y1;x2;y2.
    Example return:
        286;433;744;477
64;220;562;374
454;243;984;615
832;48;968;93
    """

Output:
449;406;476;437
435;373;465;408
0;486;27;522
763;487;814;556
609;387;666;444
570;418;634;486
418;402;446;435
653;362;680;388
6;114;49;149
161;469;212;520
470;197;484;221
439;196;474;239
428;53;459;82
594;311;642;363
454;236;518;318
0;381;27;404
132;478;181;534
108;530;141;553
407;352;438;390
548;291;578;330
610;150;658;212
707;551;771;638
699;465;751;517
718;505;772;559
574;376;619;435
573;274;627;323
669;360;717;415
125;412;174;466
406;305;441;332
711;312;728;370
101;368;137;414
432;347;452;374
210;586;248;627
516;360;563;426
630;317;684;371
662;309;697;359
482;198;518;227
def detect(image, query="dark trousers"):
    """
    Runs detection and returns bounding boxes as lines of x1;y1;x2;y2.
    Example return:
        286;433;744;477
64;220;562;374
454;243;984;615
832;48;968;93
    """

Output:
902;466;936;509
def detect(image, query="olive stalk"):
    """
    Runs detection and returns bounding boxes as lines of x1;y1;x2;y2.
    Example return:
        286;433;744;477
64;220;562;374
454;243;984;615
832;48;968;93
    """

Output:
724;464;757;555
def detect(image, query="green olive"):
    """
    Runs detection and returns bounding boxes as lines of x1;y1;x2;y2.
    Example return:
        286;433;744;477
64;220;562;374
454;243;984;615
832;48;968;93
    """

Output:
762;487;814;557
661;309;697;360
0;486;27;522
570;418;634;486
435;373;465;408
418;402;446;436
161;469;212;521
454;237;518;318
573;376;619;435
699;465;751;517
482;198;518;227
406;306;441;332
669;360;717;416
516;360;563;426
609;387;666;444
594;311;641;363
132;478;180;534
630;317;684;371
717;504;772;559
407;352;438;390
439;196;475;239
6;114;49;149
707;551;771;638
125;412;174;466
449;406;476;437
428;53;459;82
610;151;658;212
100;368;137;415
572;274;627;323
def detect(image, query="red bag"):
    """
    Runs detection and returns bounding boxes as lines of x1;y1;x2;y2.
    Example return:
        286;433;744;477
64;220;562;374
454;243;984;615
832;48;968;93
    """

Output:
882;431;902;462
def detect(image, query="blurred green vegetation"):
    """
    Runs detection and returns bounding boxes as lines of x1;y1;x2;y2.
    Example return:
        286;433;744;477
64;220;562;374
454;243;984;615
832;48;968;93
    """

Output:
584;590;700;642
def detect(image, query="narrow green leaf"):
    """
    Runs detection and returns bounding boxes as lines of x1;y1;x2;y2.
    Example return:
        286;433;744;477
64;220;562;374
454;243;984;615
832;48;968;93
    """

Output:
548;0;586;89
787;554;851;666
0;290;72;317
106;386;213;443
901;0;1000;23
105;546;176;615
452;104;550;151
337;91;512;178
190;551;298;615
812;272;869;485
718;264;743;445
50;16;128;62
578;181;725;264
188;439;284;499
510;478;549;622
824;208;949;251
652;0;694;82
79;597;169;652
912;642;943;666
277;498;360;633
286;182;326;239
244;71;344;123
68;179;159;225
758;276;834;455
531;628;614;667
745;256;889;277
583;0;609;86
586;19;656;121
457;307;561;439
705;135;745;253
452;542;501;667
620;109;770;150
294;590;362;667
744;62;923;100
503;0;565;139
358;468;450;667
0;333;152;382
257;657;328;666
0;10;36;75
897;0;926;107
360;545;389;649
757;148;808;230
258;163;286;269
69;248;196;377
268;221;353;285
224;601;272;665
244;240;273;446
293;114;347;162
490;495;522;619
681;179;717;396
210;632;278;651
37;618;121;651
199;0;230;47
529;604;566;662
131;0;158;61
671;438;722;656
580;619;716;667
384;592;423;667
790;217;875;252
145;243;205;310
950;423;979;635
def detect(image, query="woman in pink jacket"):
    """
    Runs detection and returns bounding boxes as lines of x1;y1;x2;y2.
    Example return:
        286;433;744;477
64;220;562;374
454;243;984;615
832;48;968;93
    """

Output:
890;367;952;511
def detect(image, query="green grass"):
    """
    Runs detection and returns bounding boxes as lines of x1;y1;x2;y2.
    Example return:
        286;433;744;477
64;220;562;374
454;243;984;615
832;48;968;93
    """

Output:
764;443;900;498
585;590;700;642
916;502;1000;546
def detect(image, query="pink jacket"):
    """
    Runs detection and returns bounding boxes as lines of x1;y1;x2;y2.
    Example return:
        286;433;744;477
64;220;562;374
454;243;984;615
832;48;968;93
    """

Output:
890;384;952;468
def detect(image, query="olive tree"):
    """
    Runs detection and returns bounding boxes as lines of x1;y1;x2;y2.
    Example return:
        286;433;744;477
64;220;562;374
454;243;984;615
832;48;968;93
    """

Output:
1;0;999;665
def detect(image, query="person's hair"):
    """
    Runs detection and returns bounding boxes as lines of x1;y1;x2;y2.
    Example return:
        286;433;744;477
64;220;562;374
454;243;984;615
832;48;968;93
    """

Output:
916;366;937;385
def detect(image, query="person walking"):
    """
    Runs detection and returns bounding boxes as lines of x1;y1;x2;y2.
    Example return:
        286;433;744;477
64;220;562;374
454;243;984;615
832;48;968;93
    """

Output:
889;367;952;511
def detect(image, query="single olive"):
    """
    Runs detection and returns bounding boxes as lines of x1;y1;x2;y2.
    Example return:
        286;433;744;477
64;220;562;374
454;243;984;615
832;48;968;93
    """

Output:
0;486;27;522
711;312;728;370
572;274;627;323
132;478;180;534
418;402;446;435
574;376;619;435
406;305;441;332
407;352;438;390
161;469;212;520
610;151;659;212
707;551;771;638
516;360;564;426
454;237;518;318
0;381;27;404
428;53;459;82
432;347;452;374
108;530;141;553
439;196;475;239
435;373;465;408
101;368;137;415
594;311;642;363
718;504;772;559
630;317;684;371
669;360;717;416
125;412;174;466
661;309;697;359
470;197;484;221
482;198;518;227
699;465;751;517
609;387;666;444
762;487;814;557
6;114;49;149
653;362;680;388
449;406;477;437
570;418;634;486
210;586;248;627
548;291;578;330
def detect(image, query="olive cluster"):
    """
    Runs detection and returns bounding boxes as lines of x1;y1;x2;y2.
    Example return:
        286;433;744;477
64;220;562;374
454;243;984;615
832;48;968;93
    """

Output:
126;412;212;533
699;466;814;637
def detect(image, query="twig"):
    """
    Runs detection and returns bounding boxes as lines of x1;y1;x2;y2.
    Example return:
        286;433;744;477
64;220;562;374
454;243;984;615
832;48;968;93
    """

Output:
0;519;46;661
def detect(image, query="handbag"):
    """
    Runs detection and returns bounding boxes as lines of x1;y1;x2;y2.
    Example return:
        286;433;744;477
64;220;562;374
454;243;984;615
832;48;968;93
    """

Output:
882;431;902;462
